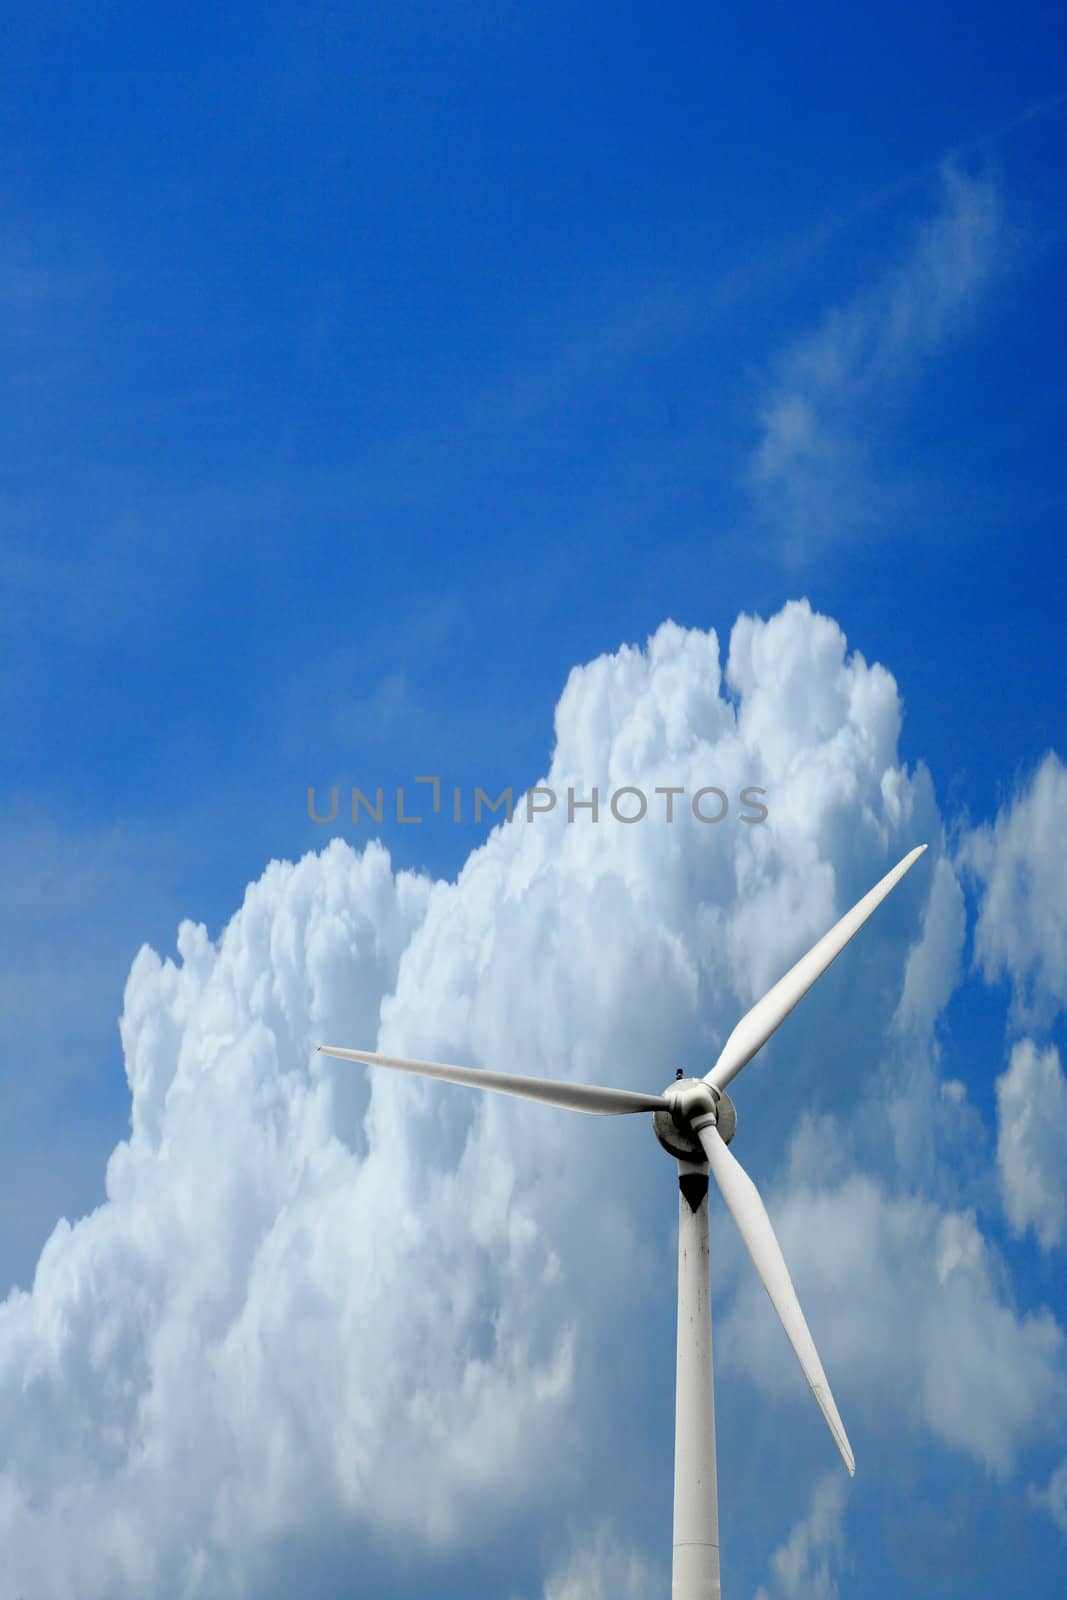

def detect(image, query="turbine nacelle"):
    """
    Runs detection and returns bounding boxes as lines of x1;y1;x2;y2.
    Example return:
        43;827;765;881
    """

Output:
654;1076;737;1159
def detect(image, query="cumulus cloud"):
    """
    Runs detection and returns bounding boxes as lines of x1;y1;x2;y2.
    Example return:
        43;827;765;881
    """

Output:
751;166;1000;555
0;602;1048;1598
753;1473;847;1600
995;1039;1067;1251
962;752;1067;1025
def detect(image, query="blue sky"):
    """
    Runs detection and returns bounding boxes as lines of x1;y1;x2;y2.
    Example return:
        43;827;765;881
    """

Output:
2;6;1067;1597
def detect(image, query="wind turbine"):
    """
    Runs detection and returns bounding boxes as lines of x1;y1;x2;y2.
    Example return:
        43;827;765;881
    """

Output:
318;844;927;1600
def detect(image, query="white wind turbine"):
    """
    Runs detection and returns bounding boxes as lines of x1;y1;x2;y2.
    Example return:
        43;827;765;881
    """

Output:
318;844;927;1600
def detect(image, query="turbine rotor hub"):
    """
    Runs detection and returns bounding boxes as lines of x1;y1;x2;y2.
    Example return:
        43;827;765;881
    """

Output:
652;1076;737;1159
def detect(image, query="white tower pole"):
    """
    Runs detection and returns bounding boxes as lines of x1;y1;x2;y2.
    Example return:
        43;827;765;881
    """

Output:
673;1160;721;1600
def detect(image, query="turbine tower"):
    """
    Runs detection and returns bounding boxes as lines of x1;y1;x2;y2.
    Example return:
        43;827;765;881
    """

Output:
318;844;926;1599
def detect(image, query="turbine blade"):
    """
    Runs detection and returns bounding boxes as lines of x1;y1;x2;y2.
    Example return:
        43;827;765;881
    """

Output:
316;1046;668;1115
706;844;927;1092
697;1122;855;1475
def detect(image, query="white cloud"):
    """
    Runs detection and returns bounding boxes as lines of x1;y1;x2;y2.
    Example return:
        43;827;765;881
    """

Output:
540;1522;662;1600
894;853;966;1040
751;167;1000;554
753;1473;847;1600
995;1039;1067;1251
1031;1458;1067;1536
962;752;1067;1025
0;603;1040;1597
